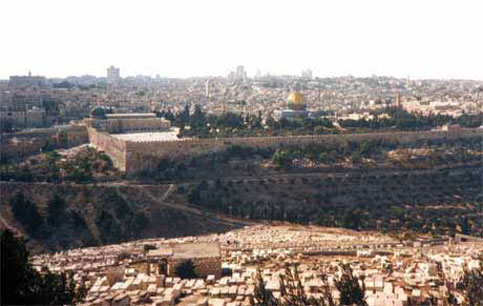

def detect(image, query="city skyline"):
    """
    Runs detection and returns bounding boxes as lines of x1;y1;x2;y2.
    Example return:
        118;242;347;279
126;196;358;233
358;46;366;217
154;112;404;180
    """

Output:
1;0;483;80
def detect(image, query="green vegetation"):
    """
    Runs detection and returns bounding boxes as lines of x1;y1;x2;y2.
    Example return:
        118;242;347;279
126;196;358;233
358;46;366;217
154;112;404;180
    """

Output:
340;108;483;131
137;136;481;185
159;104;482;138
94;189;149;244
335;265;367;306
144;135;482;238
0;146;118;183
160;104;336;138
454;261;483;305
6;189;149;249
188;168;482;237
46;194;66;228
9;191;96;248
251;261;483;305
140;134;481;181
440;258;483;306
271;137;482;169
139;144;272;181
1;229;86;305
251;264;367;306
9;192;43;238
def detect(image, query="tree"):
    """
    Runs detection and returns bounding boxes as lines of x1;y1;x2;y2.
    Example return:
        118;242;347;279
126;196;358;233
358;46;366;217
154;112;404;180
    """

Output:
95;209;122;243
251;264;366;306
9;192;43;237
335;264;367;306
190;104;206;127
460;216;472;235
342;210;361;230
47;194;66;228
440;256;483;306
279;265;335;306
456;260;483;305
1;229;86;305
250;269;278;306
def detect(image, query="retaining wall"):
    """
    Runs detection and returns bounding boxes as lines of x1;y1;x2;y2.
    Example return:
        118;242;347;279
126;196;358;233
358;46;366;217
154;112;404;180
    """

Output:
87;127;127;171
88;128;483;175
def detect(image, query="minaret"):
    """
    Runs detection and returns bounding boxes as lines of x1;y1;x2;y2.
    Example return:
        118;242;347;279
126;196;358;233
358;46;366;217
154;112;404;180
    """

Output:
222;87;228;116
396;91;401;108
395;82;401;108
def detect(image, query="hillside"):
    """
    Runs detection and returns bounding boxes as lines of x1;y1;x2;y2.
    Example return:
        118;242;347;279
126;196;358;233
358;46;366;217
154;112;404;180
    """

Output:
1;134;481;253
0;182;250;253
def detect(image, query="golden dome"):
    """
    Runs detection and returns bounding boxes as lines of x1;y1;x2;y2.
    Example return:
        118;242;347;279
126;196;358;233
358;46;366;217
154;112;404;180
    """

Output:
287;91;303;104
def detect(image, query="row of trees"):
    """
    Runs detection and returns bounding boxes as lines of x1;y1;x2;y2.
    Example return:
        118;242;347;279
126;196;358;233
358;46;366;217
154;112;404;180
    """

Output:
251;261;483;306
271;136;482;169
340;109;483;131
7;189;149;248
8;192;95;247
139;135;481;183
158;104;482;138
271;139;385;168
187;168;481;236
251;264;367;306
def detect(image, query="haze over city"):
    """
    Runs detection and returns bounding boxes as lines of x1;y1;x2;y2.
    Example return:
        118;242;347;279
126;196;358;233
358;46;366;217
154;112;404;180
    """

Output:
1;1;483;306
1;0;483;80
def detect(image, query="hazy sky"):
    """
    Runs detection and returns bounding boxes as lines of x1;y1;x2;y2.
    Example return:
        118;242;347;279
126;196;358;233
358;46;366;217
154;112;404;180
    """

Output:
1;0;482;80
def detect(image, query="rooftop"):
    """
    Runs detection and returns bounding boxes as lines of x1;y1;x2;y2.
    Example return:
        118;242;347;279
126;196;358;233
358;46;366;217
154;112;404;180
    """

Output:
147;242;221;259
111;131;182;142
105;113;157;119
171;242;221;259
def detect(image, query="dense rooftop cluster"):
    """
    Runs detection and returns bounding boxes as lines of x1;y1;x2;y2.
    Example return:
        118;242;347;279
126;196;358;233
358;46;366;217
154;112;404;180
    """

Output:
1;75;482;132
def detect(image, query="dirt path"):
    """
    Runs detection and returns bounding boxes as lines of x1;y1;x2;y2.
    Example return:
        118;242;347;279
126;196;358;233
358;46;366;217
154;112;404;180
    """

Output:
2;164;479;189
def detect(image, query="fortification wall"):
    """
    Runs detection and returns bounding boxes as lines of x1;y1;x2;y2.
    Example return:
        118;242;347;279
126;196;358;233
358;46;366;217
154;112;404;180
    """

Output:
87;128;126;171
122;128;482;175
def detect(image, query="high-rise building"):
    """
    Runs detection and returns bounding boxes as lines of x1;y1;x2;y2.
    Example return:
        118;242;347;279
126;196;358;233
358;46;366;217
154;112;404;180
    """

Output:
205;79;212;98
301;69;313;79
107;65;120;84
228;65;247;81
236;65;246;80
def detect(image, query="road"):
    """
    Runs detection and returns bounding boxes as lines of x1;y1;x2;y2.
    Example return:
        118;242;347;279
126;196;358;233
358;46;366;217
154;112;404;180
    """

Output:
1;163;479;188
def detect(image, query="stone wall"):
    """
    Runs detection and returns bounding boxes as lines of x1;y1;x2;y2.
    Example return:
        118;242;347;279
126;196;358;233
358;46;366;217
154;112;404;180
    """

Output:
86;127;482;175
87;127;127;171
122;128;482;175
167;256;222;279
